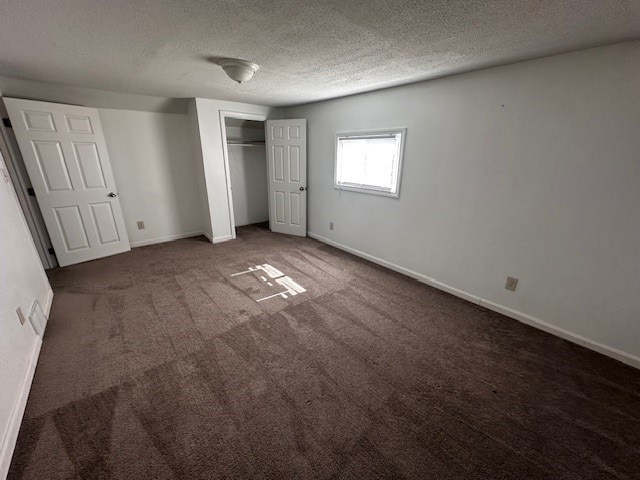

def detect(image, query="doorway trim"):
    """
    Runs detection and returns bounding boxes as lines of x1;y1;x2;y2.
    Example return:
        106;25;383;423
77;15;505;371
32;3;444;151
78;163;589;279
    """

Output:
219;110;269;240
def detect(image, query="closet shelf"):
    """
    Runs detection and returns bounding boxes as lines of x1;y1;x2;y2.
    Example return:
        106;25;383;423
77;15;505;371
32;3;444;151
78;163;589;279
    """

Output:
226;139;266;147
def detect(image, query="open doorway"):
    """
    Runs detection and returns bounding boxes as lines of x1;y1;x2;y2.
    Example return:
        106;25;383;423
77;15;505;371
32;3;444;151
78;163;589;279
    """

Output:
221;114;269;236
221;114;308;239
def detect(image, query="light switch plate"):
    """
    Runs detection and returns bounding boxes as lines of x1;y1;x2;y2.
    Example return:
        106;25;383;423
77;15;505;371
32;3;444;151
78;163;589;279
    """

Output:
29;300;47;336
16;307;26;325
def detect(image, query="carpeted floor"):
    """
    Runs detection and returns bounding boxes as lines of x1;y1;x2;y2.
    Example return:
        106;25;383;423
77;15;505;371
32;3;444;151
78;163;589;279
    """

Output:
8;224;640;479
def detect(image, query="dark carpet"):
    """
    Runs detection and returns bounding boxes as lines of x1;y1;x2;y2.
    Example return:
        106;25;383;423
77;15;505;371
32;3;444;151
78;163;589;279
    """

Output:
8;224;640;479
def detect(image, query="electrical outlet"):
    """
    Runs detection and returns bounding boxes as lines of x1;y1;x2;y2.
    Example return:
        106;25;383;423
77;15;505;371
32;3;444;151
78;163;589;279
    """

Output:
329;222;334;231
505;276;519;291
16;307;26;325
137;220;145;230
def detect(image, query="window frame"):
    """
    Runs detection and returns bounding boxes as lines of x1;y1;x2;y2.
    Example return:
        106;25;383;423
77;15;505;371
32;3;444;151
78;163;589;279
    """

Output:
333;127;407;199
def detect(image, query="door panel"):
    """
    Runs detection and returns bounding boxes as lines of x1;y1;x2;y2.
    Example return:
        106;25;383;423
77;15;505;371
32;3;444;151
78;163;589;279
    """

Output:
266;119;307;236
54;206;90;251
90;202;120;244
289;146;300;181
33;141;73;191
5;98;130;266
74;143;106;188
274;191;286;224
289;192;301;225
288;125;300;138
273;145;285;180
23;110;56;131
65;114;93;133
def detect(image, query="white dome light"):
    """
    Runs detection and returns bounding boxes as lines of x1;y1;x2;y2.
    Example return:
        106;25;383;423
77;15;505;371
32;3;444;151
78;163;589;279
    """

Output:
217;58;259;84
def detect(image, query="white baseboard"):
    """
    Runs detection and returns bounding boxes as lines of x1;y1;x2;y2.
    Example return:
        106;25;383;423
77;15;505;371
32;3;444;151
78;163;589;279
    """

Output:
0;338;43;479
480;300;640;369
202;231;214;243
130;231;203;248
211;234;233;244
308;232;640;370
308;232;480;304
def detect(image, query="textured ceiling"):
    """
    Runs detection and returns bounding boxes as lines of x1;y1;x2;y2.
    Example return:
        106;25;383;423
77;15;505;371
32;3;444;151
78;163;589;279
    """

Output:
0;0;639;107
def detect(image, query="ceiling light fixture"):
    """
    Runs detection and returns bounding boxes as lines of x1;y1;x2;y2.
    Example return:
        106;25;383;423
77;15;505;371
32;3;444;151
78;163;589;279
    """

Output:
217;58;259;84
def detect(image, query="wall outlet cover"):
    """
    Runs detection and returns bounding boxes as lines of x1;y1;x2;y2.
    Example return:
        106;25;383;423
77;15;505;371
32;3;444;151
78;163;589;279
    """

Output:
29;300;47;336
329;222;334;230
137;220;145;230
505;276;519;291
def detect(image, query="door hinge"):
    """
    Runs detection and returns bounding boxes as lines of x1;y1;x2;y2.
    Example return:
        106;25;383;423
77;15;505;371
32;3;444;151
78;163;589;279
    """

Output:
48;247;56;256
2;118;12;128
27;187;36;196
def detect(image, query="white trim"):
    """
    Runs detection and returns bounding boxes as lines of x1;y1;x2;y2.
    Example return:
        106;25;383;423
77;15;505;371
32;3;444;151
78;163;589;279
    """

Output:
334;127;407;199
479;300;640;369
202;231;214;243
308;232;479;304
308;232;640;370
43;288;54;318
129;231;203;248
211;234;233;244
0;338;43;479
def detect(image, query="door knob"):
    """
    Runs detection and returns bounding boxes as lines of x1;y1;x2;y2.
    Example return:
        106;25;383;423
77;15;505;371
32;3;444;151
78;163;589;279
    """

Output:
299;186;306;191
107;192;117;198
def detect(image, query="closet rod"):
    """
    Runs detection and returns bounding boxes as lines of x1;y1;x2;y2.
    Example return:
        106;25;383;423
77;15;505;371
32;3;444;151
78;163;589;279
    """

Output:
226;140;265;147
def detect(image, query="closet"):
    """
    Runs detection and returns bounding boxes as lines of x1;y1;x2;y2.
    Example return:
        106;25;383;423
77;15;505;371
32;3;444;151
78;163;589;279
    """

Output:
224;118;269;228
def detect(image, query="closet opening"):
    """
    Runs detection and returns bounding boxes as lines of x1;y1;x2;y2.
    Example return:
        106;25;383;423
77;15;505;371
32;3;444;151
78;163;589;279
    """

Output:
222;116;269;236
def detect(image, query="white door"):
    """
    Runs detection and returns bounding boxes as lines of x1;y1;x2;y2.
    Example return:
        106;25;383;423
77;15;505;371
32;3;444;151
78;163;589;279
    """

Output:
5;98;130;267
265;119;307;236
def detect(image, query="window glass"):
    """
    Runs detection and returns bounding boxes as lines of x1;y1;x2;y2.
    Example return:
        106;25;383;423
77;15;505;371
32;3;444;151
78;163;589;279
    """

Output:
335;129;405;197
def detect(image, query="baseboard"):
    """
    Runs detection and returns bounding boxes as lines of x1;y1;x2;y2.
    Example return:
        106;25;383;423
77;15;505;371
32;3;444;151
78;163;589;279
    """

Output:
211;234;233;244
308;232;480;304
307;232;640;370
202;231;214;243
0;338;43;479
43;288;54;318
479;300;640;369
130;231;203;248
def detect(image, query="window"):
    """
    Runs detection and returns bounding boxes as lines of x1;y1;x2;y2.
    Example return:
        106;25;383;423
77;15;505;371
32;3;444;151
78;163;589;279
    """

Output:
334;128;406;198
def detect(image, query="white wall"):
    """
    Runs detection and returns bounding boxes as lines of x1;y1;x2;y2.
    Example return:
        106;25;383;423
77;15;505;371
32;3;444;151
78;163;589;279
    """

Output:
192;99;281;242
0;75;188;113
284;40;640;367
187;99;213;239
0;151;52;477
99;109;203;246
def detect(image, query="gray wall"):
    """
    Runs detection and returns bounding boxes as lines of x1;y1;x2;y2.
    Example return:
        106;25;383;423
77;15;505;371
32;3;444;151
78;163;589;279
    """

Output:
284;40;640;365
100;109;203;246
